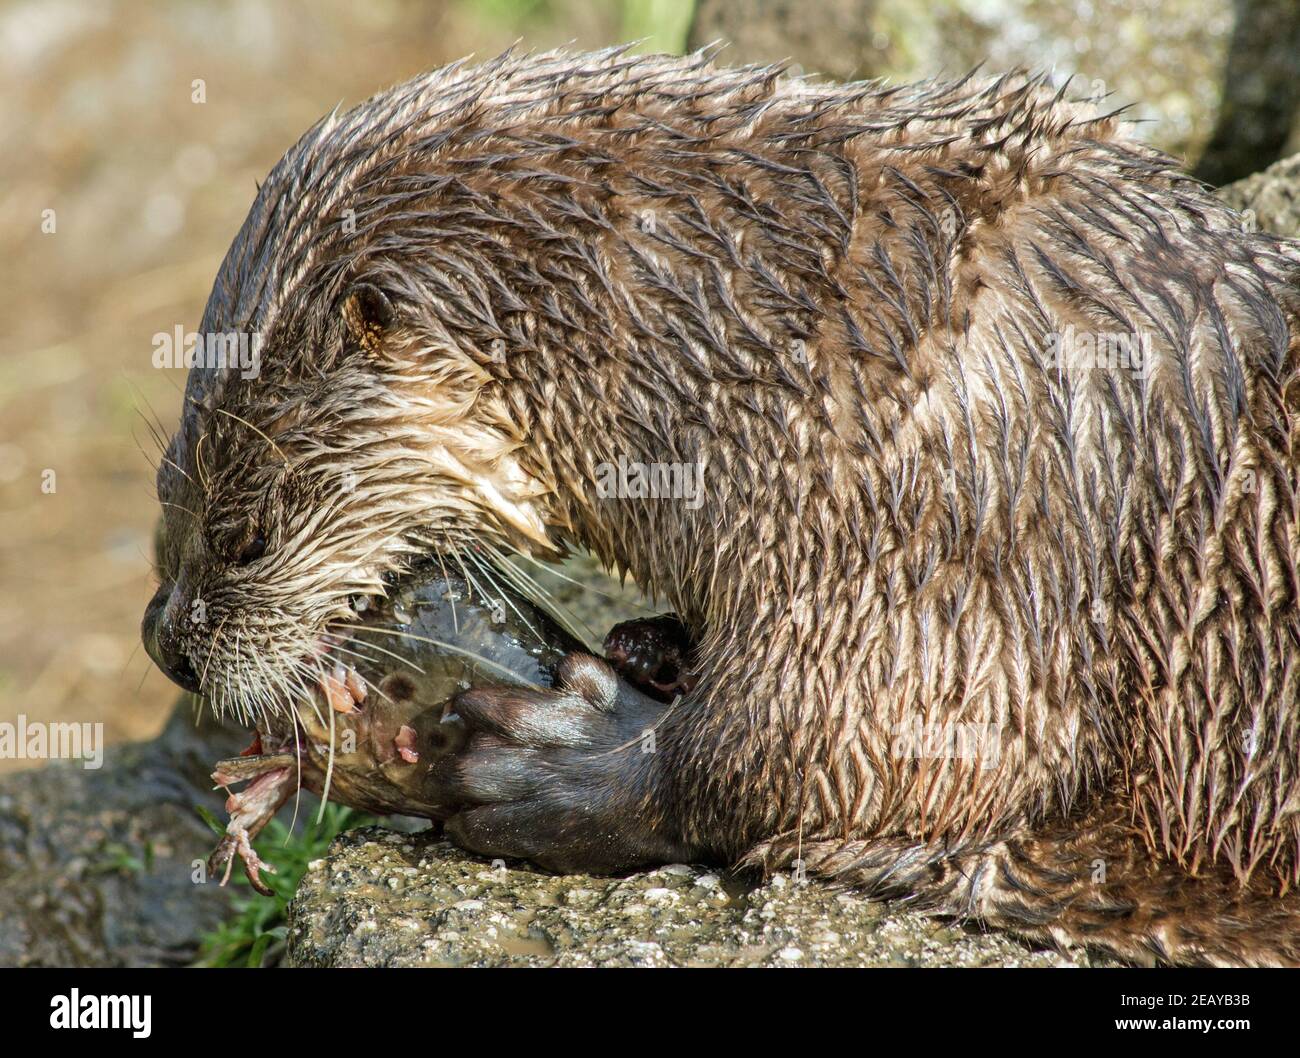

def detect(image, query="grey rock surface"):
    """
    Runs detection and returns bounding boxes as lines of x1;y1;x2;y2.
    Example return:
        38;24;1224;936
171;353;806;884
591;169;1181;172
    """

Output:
286;828;1088;968
1218;151;1300;238
0;696;245;966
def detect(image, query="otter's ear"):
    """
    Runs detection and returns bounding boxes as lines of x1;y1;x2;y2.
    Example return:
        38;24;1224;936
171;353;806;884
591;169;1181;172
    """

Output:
341;283;395;352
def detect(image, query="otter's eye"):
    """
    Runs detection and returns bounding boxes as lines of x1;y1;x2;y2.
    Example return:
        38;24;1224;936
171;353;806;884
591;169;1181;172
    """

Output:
237;533;267;565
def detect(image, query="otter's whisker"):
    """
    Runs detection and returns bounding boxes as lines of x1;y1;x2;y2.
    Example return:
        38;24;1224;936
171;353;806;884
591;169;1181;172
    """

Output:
512;549;648;607
130;431;161;477
117;638;144;686
481;541;599;644
311;652;338;826
158;454;196;488
124;375;176;456
466;549;540;639
260;651;300;720
336;625;541;687
285;713;304;843
326;629;426;675
159;500;201;522
199;614;232;692
432;549;460;634
193;428;211;493
448;547;480;604
287;654;326;728
213;407;295;472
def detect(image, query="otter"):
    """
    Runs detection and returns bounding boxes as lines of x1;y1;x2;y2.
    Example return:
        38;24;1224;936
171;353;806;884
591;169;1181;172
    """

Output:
144;47;1300;966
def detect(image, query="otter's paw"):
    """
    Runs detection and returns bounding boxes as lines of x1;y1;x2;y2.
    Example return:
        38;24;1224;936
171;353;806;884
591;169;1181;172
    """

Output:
602;613;697;701
433;653;689;874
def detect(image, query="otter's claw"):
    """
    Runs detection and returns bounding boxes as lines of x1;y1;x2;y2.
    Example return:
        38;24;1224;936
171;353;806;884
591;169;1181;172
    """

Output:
434;653;695;874
602;614;697;701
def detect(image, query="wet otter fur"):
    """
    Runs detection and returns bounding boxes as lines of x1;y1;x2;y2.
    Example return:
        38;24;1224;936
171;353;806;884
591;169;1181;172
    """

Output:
145;47;1300;966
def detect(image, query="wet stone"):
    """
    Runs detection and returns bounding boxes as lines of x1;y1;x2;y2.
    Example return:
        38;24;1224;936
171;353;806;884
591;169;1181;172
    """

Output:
286;826;1099;968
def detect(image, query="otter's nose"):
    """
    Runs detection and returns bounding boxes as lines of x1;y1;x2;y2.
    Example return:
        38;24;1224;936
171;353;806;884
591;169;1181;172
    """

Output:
142;584;202;693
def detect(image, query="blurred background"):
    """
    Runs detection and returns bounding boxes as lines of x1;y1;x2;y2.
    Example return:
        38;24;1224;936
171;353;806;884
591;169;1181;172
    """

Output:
3;0;1299;772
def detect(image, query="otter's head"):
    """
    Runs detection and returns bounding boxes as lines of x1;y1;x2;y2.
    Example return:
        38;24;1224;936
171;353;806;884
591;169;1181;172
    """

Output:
142;63;565;720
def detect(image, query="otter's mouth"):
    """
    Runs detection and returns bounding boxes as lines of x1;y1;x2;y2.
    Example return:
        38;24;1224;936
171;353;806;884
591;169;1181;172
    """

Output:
206;695;433;897
201;557;585;896
205;641;430;896
311;645;370;715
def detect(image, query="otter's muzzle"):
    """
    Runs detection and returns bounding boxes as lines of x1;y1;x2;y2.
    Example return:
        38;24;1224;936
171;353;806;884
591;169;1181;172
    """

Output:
142;583;202;693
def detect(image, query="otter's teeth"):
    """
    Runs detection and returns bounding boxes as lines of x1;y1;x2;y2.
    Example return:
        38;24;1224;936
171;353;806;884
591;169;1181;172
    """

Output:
394;724;419;764
321;664;359;715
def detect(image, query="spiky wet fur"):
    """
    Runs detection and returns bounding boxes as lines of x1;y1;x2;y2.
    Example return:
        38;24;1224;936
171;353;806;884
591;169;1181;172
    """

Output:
153;46;1300;965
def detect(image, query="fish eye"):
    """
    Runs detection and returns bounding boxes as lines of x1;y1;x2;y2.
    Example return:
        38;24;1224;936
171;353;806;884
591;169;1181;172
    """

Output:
237;532;267;565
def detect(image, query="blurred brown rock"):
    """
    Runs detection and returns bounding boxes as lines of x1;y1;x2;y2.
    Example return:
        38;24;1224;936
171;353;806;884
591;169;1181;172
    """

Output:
688;0;882;81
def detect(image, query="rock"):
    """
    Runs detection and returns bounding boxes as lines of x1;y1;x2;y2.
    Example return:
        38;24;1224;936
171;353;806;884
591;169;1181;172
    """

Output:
690;0;1237;165
1218;151;1300;237
689;0;883;83
0;696;246;966
285;827;1091;967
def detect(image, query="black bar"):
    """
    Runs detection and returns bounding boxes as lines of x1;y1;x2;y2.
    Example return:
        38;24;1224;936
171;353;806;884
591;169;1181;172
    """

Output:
1;966;1287;1043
